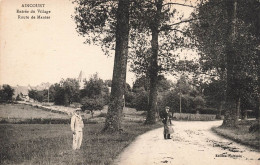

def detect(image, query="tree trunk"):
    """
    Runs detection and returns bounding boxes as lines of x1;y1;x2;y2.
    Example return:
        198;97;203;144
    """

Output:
256;50;260;119
256;96;260;121
145;0;162;124
222;0;239;127
255;49;260;129
236;96;241;124
217;101;224;119
103;0;130;132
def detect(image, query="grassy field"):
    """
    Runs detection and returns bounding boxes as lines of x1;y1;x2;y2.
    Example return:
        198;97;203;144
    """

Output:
0;104;69;119
212;120;260;151
0;122;161;165
0;104;161;164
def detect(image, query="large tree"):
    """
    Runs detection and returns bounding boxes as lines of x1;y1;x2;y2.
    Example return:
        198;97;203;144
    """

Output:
73;0;130;132
129;0;196;124
190;0;260;127
104;0;130;131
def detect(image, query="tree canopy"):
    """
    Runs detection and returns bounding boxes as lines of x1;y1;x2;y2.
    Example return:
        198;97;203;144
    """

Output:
190;0;260;126
0;85;14;103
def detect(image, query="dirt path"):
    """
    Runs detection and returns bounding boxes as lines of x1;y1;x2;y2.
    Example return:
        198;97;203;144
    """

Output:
114;121;259;165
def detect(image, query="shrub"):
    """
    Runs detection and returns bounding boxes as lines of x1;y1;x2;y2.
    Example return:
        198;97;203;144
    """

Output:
54;88;67;105
173;113;216;121
0;85;14;103
125;91;136;108
133;90;149;111
158;91;196;114
249;123;260;133
81;96;105;111
196;107;219;115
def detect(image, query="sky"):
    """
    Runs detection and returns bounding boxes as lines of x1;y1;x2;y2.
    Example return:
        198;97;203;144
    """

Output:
0;0;196;87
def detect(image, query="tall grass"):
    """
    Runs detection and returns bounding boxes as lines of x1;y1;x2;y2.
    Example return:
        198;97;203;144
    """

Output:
212;120;260;151
0;122;161;165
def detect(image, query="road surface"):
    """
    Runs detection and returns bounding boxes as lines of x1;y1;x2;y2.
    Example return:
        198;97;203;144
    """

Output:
114;121;259;165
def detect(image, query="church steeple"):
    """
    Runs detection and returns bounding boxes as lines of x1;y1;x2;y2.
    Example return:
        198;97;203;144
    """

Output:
78;70;86;89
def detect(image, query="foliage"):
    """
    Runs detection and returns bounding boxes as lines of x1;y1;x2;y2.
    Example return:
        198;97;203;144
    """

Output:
190;0;260;91
53;86;67;106
73;0;131;131
61;78;80;103
73;0;118;55
193;96;205;109
81;96;105;111
132;75;149;92
129;75;174;111
52;79;80;106
125;91;135;108
0;84;14;103
159;90;180;114
128;0;190;75
133;88;149;111
104;80;112;87
84;74;110;104
173;113;217;121
128;0;196;124
159;76;206;114
196;107;220;115
80;73;109;111
203;79;225;108
81;73;104;98
28;89;47;102
157;76;173;92
190;0;260;126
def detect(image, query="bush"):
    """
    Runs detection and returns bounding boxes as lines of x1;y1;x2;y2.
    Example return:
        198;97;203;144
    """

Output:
81;96;105;111
0;85;14;103
133;90;149;111
173;113;216;121
196;107;219;115
54;89;68;106
158;91;195;114
125;91;136;108
249;123;260;133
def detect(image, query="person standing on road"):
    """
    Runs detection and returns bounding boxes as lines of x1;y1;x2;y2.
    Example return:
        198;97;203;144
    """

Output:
71;108;84;150
161;106;172;139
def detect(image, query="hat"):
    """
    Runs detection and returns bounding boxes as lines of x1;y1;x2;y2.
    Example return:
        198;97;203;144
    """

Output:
165;106;170;109
75;108;82;112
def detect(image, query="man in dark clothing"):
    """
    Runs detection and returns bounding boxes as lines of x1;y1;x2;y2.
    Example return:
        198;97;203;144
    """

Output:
161;106;172;139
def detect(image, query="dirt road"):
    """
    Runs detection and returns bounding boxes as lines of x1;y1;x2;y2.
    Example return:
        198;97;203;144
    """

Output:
114;121;259;165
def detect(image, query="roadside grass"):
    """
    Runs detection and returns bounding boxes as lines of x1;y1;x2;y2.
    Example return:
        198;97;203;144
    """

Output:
212;120;260;151
0;122;162;165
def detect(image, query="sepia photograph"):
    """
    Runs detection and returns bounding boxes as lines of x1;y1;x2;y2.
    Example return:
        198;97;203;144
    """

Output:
0;0;259;164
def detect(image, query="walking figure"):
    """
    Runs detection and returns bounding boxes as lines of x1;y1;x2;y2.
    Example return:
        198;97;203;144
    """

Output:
71;108;84;150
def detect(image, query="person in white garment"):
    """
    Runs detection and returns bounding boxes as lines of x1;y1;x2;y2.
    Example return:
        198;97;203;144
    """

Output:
71;108;84;150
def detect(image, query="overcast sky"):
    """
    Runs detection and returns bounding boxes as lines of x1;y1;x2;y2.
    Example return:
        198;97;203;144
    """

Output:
0;0;195;87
